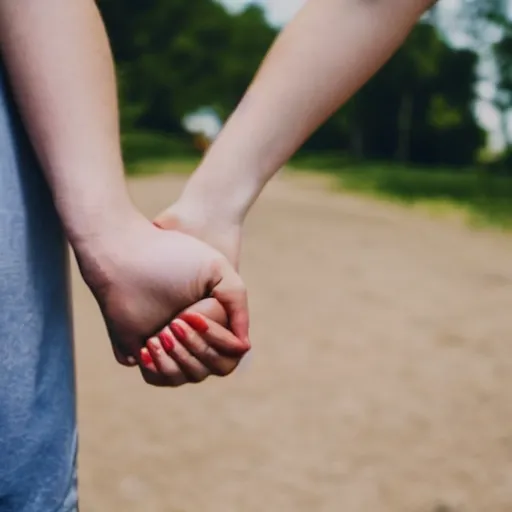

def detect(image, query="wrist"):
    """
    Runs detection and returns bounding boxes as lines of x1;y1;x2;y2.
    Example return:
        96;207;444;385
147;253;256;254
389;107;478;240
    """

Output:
154;179;244;265
178;161;261;226
64;188;140;256
71;202;150;293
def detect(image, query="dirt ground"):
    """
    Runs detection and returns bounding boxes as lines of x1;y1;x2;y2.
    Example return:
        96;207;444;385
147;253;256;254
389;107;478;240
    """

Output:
75;172;512;512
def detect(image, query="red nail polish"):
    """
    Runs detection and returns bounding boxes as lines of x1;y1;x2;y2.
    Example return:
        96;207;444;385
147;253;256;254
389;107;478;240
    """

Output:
140;348;153;367
170;321;187;341
178;312;209;333
159;330;175;352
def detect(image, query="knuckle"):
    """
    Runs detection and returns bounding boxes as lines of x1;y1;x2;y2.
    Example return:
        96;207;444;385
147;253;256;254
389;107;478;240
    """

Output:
186;331;202;352
142;372;163;387
188;372;207;384
197;347;226;374
232;281;247;296
207;257;225;284
198;343;214;359
212;360;238;377
161;369;184;384
152;343;166;358
141;367;184;388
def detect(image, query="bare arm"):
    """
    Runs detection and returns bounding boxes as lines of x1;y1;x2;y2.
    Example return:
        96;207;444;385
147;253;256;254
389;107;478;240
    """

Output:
0;0;250;379
0;0;132;250
175;0;434;223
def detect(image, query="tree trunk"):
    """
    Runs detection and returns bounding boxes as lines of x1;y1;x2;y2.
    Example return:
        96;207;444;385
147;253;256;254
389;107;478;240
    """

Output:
396;92;414;163
350;120;364;160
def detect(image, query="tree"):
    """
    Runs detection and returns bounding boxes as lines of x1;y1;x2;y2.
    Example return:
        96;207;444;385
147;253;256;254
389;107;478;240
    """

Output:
493;35;512;149
99;0;275;133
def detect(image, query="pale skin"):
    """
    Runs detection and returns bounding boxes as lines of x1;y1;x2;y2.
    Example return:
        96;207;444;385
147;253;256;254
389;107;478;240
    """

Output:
0;0;437;385
0;0;250;387
153;0;437;372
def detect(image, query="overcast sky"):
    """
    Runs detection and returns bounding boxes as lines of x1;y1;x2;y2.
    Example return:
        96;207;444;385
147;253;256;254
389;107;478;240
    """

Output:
219;0;464;27
218;0;306;25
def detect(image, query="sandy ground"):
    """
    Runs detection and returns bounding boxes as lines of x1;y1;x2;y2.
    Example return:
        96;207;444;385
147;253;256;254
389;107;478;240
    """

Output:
75;172;512;512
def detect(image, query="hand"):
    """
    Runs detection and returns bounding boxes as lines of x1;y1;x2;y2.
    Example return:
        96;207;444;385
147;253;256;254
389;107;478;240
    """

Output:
138;200;248;385
140;301;249;386
73;209;249;386
153;199;242;266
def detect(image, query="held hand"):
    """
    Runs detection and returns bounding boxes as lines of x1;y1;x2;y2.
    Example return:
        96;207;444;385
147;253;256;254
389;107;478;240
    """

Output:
153;200;242;267
141;301;250;387
138;202;249;385
74;210;249;385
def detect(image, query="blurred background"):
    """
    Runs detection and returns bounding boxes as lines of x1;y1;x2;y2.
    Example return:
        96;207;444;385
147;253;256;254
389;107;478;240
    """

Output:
76;1;512;510
102;0;512;228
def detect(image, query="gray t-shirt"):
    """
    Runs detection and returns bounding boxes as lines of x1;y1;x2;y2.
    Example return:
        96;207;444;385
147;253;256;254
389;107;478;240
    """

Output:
0;65;77;511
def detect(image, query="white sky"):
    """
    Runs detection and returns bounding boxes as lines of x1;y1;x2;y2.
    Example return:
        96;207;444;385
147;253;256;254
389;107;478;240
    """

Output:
218;0;306;25
190;0;508;151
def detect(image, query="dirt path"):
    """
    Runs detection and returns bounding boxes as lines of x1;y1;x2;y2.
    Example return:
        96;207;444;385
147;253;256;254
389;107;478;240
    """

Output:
75;172;512;512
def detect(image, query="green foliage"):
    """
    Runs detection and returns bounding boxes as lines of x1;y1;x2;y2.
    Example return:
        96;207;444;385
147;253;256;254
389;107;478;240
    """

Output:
302;22;484;165
98;0;501;168
289;157;512;228
99;0;276;132
428;95;463;129
122;131;197;172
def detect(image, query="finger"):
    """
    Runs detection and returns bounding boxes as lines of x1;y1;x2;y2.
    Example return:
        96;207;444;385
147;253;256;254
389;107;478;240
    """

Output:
170;319;241;377
139;347;158;373
138;363;187;387
142;340;190;387
157;327;211;383
152;215;179;231
210;260;250;345
178;311;249;356
111;343;138;367
146;336;181;377
183;298;228;326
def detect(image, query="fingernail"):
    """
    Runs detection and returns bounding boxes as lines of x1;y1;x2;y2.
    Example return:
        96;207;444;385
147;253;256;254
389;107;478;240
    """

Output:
140;348;153;367
159;330;175;352
170;321;187;341
178;312;208;333
127;356;137;365
148;337;160;350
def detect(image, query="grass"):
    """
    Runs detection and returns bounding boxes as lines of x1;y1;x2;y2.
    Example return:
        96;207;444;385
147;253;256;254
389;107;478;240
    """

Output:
122;131;200;174
127;158;200;177
123;132;512;231
289;154;512;231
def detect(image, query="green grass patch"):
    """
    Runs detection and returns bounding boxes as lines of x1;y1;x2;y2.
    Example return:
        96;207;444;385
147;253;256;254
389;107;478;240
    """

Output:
127;158;201;177
122;142;512;230
289;157;512;230
122;131;200;174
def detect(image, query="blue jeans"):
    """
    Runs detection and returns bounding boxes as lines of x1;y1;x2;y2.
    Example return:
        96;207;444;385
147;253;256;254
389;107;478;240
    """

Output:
0;65;78;511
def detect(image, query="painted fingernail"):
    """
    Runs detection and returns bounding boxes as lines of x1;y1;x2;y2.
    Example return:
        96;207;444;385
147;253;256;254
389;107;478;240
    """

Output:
178;312;208;333
147;337;160;350
159;330;175;352
140;348;153;367
170;321;187;341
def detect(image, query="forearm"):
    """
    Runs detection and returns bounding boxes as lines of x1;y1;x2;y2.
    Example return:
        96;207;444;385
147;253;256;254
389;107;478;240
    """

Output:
0;0;132;249
180;0;433;222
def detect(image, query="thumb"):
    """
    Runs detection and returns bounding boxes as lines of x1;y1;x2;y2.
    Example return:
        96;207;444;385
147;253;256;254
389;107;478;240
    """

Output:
209;259;250;346
153;211;180;231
